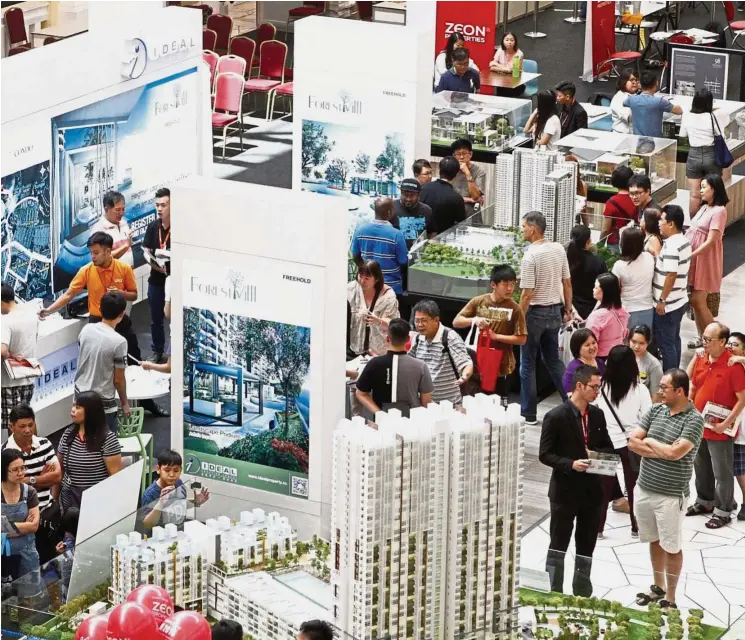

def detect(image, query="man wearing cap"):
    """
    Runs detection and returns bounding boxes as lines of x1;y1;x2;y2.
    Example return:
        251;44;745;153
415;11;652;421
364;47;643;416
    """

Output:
392;179;433;249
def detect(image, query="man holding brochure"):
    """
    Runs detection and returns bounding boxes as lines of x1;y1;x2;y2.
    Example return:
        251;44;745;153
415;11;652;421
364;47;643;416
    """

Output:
686;322;745;529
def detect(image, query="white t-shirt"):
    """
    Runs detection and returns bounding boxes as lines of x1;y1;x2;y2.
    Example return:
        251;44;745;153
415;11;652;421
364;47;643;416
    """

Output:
90;217;133;266
596;382;652;449
433;52;479;87
679;110;729;148
1;307;40;387
610;90;633;134
612;252;655;312
533;113;562;151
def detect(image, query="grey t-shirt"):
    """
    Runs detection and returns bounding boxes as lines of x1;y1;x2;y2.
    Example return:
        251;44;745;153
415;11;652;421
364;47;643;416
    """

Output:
356;351;434;413
451;162;487;217
637;352;663;397
75;323;127;413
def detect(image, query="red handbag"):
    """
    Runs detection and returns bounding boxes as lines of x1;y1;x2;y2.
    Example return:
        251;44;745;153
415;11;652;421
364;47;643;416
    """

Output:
476;329;504;393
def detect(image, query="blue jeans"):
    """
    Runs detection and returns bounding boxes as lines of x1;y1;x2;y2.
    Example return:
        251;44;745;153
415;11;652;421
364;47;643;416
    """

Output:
148;282;166;353
106;411;118;432
520;304;568;421
653;304;688;371
628;308;654;332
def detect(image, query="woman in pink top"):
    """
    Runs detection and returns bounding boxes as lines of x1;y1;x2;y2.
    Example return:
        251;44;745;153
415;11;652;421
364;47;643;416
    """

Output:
686;174;729;348
489;32;523;73
585;273;630;359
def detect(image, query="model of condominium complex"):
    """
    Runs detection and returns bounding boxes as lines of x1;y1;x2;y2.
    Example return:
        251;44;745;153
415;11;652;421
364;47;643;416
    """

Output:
331;396;525;640
494;149;577;244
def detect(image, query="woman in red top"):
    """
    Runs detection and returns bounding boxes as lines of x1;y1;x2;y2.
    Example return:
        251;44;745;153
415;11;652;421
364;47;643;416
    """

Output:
600;166;637;253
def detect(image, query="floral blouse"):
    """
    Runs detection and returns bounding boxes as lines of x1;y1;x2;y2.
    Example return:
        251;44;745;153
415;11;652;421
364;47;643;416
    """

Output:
347;282;400;356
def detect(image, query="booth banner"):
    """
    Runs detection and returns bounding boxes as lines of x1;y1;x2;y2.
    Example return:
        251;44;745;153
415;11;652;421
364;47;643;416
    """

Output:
582;0;616;79
1;122;53;301
51;67;199;291
670;48;729;100
434;1;497;73
297;80;414;242
181;257;322;499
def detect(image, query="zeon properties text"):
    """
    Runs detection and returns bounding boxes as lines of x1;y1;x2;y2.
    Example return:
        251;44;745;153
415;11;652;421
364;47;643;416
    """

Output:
444;22;487;43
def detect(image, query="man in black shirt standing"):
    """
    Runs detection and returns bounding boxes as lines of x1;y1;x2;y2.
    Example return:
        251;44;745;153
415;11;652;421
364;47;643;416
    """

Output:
555;81;588;138
391;179;433;248
420;156;467;237
142;187;171;364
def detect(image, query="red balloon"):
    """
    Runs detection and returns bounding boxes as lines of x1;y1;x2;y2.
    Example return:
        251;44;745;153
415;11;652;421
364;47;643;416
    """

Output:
106;602;158;640
126;584;175;626
75;612;110;640
158;610;211;640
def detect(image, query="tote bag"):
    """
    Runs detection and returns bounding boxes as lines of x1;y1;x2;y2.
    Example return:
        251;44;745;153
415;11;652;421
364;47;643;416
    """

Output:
711;113;734;169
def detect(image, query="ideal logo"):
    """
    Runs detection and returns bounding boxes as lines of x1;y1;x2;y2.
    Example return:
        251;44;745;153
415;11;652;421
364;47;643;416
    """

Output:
444;21;488;43
185;453;238;482
122;38;148;80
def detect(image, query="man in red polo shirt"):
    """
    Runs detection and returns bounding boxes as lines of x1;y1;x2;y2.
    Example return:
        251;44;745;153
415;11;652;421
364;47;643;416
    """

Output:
687;322;745;529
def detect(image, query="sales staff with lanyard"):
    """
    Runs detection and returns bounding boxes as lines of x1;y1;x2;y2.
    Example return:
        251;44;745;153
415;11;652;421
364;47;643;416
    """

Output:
142;188;172;364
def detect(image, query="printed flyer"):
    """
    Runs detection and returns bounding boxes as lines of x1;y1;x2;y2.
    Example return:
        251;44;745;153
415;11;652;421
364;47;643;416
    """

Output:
182;257;322;499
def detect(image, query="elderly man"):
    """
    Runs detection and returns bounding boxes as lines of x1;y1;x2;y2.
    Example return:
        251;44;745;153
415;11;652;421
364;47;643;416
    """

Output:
686;322;745;529
351;197;408;295
91;190;133;266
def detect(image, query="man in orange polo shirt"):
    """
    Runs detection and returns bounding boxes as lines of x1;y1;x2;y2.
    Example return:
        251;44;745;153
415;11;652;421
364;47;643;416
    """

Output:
40;232;137;320
686;322;745;529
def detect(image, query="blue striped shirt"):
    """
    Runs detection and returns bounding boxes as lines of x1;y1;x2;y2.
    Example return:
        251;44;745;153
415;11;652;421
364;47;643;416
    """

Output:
351;220;408;294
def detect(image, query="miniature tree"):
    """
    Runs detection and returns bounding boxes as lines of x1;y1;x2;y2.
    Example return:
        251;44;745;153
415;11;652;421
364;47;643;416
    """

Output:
610;601;622;617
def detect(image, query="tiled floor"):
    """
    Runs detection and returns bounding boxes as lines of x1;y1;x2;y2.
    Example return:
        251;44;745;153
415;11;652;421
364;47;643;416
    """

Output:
519;263;745;634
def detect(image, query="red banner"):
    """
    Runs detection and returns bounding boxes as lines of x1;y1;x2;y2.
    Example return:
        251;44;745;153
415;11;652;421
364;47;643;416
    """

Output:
434;1;497;74
590;0;616;77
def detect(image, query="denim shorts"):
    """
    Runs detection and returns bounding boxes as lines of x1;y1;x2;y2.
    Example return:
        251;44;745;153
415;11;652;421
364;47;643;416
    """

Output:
686;146;721;179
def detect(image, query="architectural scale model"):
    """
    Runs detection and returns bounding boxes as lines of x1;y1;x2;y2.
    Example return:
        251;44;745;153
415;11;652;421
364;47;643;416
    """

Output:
331;396;525;640
495;149;577;243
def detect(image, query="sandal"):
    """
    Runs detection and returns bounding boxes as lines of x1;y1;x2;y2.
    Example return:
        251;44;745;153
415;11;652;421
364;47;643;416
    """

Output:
659;600;678;610
635;584;665;606
686;504;714;517
705;514;731;529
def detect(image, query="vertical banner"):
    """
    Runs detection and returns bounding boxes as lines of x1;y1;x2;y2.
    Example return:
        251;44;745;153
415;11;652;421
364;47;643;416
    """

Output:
434;1;497;73
181;257;322;499
582;0;616;79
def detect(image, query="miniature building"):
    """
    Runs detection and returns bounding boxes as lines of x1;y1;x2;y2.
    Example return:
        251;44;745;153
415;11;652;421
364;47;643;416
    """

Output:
540;168;575;245
331;398;525;640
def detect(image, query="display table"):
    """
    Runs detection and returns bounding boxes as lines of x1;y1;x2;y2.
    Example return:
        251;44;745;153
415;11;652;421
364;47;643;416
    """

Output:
32;312;85;439
479;70;541;95
125;366;170;404
30;15;87;41
372;1;406;24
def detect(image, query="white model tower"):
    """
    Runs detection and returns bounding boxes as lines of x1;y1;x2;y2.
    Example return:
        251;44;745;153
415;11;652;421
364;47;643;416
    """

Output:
494;154;516;228
540;168;575;244
331;399;525;640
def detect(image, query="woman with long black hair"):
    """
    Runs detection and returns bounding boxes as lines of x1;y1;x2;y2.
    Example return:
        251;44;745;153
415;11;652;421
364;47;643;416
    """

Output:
433;31;479;87
56;391;122;512
524;90;562;150
566;225;607;319
586;273;630;359
596;345;652;538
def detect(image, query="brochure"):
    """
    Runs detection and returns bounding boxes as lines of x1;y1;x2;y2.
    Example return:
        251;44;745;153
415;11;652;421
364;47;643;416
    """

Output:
703;401;737;437
585;451;621;477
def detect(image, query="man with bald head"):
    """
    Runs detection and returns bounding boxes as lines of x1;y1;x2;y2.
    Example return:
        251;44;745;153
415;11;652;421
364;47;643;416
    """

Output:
351;196;409;295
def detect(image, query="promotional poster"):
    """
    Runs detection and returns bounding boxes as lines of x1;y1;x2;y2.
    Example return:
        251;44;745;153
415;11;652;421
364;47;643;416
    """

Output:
51;67;199;290
182;257;322;499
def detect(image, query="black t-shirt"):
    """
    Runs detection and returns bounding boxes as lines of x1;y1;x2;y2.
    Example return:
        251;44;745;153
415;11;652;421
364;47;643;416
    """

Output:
356;350;433;411
419;179;467;236
571;251;608;319
391;200;433;247
142;219;171;285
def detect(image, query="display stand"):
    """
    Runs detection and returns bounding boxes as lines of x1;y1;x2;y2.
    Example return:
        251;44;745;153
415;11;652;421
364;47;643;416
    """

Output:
524;1;547;38
170;177;347;538
564;1;585;23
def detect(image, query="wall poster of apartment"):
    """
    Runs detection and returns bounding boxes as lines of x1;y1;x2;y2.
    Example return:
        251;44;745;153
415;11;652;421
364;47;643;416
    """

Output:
1;121;52;302
181;257;321;499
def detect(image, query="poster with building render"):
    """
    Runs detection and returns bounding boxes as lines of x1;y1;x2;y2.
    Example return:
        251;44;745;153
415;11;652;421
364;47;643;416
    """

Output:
182;257;322;499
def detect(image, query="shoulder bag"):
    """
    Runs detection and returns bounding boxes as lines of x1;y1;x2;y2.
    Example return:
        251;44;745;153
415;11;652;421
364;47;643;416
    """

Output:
362;288;382;354
601;388;641;473
711;113;734;169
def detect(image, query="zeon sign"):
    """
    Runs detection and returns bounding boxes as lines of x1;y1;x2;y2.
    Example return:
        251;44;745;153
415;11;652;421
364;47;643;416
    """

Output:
435;1;497;74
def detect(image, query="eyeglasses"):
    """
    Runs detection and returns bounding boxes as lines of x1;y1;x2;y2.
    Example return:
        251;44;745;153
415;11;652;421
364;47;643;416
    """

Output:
628;190;646;198
658;384;674;391
727;342;743;349
413;318;431;325
702;336;722;344
584;384;601;391
9;465;25;474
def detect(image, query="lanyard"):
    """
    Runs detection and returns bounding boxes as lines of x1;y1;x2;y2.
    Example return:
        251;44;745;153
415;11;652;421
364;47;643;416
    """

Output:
159;225;170;250
94;265;114;291
579;410;589;445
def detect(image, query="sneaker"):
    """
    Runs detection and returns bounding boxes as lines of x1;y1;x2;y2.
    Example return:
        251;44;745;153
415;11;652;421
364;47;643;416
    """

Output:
688;337;703;349
597;532;605;540
631;529;639;539
612;497;630;514
738;505;745;521
523;418;538;426
148;351;164;363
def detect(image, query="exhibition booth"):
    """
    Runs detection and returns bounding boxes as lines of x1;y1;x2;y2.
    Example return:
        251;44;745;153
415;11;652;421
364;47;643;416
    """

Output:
3;1;745;639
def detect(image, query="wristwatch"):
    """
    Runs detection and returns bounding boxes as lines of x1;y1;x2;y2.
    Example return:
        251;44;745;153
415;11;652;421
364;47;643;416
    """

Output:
29;476;36;485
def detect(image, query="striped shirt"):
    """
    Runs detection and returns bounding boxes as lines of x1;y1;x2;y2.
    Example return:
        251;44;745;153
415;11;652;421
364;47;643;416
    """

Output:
1;435;56;509
519;241;571;306
637;402;704;497
351;220;408;295
410;325;471;404
57;426;121;509
652;232;691;312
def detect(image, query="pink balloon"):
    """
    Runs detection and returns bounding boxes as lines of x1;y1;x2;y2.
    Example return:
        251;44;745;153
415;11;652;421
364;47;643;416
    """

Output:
126;584;175;626
75;612;110;640
106;602;158;640
158;610;211;640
